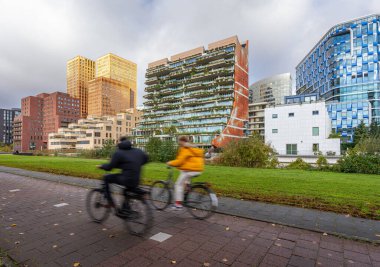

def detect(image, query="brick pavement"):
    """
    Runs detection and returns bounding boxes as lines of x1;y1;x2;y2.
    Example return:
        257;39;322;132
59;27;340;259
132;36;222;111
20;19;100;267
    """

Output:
1;172;380;267
1;165;379;244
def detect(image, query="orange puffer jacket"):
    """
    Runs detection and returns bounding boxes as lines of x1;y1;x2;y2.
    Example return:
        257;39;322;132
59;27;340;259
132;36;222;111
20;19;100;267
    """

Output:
168;146;204;172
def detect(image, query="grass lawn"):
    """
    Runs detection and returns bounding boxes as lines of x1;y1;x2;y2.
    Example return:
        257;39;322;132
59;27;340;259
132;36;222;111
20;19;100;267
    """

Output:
0;154;379;219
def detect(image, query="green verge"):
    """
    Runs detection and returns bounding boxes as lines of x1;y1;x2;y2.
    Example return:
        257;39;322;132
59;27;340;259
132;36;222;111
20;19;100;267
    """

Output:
0;247;17;267
0;155;379;219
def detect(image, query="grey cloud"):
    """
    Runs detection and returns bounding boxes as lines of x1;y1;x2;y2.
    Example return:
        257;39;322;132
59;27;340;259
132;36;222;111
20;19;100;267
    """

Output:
0;0;379;109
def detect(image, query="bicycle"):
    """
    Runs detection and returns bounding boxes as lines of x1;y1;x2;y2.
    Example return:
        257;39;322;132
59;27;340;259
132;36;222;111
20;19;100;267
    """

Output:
149;166;218;219
86;179;153;236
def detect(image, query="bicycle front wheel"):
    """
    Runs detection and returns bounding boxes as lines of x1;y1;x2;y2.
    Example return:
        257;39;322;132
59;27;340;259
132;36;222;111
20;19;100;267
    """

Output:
125;198;153;236
150;181;171;210
186;185;217;220
86;189;111;223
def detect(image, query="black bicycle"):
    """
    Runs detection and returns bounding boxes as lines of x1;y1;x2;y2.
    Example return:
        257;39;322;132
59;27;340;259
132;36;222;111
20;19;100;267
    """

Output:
150;166;218;219
86;181;153;236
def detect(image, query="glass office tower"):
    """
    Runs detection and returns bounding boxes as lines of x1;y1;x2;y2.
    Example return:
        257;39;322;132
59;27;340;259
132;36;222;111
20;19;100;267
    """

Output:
296;14;380;138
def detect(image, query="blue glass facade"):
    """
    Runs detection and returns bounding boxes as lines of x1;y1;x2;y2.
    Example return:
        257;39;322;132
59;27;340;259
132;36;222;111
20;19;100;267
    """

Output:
296;14;380;126
327;101;370;141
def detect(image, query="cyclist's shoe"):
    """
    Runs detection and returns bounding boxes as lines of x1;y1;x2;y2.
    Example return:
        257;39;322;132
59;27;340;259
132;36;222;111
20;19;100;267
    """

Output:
171;204;183;210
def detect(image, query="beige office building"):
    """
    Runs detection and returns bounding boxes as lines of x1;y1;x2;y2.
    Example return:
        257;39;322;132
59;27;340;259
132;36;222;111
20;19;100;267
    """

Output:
66;56;95;118
48;109;140;150
96;53;137;108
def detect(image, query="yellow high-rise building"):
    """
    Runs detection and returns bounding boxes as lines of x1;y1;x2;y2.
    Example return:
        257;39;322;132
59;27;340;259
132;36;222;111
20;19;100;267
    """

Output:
88;77;131;116
96;53;137;108
66;56;95;118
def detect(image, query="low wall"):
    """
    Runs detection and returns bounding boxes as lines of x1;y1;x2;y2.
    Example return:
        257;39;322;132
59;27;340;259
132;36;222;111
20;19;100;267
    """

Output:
278;155;341;165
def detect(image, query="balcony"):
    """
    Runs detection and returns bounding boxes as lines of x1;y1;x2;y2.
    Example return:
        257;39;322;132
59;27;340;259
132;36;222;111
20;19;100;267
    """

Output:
144;100;156;107
190;68;233;83
207;58;235;69
145;77;159;85
196;49;233;64
215;76;234;85
145;84;163;92
158;87;184;96
143;93;156;99
146;65;169;78
169;68;192;78
185;82;208;91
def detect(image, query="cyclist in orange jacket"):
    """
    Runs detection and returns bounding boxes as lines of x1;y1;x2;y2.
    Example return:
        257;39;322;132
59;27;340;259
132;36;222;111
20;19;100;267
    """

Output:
167;136;204;209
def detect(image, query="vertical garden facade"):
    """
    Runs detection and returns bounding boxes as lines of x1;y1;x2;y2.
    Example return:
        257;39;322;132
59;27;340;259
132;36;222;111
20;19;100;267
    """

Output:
140;36;249;147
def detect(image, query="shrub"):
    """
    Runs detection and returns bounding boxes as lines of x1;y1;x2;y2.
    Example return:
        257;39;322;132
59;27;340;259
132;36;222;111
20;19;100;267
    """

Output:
145;137;177;162
217;134;277;168
354;136;380;155
337;153;380;174
78;149;103;159
316;155;329;170
0;143;13;152
78;139;116;159
98;139;116;158
286;158;312;170
268;157;280;168
160;139;177;162
145;137;163;162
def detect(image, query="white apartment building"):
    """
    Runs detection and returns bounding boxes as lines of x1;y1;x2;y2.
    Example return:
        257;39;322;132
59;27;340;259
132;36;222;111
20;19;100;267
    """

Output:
48;109;140;150
265;101;340;156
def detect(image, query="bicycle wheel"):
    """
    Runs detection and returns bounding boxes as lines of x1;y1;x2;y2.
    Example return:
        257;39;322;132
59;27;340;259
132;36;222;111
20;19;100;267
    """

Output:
125;198;153;236
186;185;217;220
150;181;171;210
86;189;111;223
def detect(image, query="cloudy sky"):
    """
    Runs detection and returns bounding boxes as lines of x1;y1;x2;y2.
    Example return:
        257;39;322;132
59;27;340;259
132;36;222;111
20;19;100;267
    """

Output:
0;0;379;109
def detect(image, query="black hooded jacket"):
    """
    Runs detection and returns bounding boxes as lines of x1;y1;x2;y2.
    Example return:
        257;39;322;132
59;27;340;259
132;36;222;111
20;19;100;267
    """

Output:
100;141;148;187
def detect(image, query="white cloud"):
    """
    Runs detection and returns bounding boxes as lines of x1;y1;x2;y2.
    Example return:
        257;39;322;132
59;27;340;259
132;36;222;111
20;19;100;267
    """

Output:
0;0;379;108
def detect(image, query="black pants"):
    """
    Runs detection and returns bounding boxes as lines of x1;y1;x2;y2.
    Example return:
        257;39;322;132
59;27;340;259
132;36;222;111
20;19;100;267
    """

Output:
103;174;135;209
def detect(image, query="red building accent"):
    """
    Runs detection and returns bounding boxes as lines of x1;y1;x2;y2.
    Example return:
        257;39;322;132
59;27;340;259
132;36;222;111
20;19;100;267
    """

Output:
212;40;249;147
13;92;80;152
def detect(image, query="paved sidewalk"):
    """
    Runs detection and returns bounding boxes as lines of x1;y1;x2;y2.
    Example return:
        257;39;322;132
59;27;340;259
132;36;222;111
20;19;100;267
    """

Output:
1;172;380;267
0;166;380;244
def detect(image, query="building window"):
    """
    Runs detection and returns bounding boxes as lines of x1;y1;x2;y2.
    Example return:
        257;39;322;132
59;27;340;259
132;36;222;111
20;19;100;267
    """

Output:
286;144;297;155
312;143;319;152
95;132;101;137
288;113;294;117
77;140;90;145
312;110;319;115
312;127;319;136
272;129;278;134
106;126;112;131
272;114;278;119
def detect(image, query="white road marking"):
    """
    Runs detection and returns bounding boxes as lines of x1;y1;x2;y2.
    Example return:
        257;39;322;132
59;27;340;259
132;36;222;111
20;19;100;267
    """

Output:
9;189;20;192
53;203;69;208
149;232;172;242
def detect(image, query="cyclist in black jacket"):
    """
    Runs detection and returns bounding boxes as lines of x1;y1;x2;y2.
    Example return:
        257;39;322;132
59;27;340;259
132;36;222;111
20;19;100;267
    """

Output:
98;137;148;215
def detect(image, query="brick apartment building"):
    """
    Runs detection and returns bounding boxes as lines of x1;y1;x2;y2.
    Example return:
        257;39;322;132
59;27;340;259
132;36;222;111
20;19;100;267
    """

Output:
13;92;80;152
